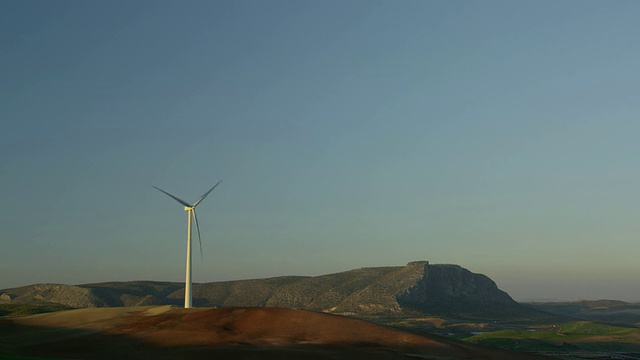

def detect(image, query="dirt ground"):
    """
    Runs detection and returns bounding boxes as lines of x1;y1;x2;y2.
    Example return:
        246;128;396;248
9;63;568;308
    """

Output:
0;306;555;359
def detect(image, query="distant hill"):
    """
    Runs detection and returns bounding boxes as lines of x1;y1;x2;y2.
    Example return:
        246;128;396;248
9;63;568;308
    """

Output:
1;261;545;319
526;299;640;326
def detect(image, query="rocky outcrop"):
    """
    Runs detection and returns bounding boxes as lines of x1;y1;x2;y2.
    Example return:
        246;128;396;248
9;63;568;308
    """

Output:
0;293;13;303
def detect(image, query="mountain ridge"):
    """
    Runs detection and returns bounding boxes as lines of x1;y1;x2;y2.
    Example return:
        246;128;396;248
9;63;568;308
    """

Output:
1;261;543;319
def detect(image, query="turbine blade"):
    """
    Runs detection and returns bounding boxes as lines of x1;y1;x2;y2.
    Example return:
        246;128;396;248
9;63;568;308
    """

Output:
153;186;191;207
193;180;221;208
193;210;203;260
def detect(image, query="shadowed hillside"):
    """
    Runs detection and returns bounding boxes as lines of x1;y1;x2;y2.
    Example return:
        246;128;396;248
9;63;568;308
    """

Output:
1;262;546;319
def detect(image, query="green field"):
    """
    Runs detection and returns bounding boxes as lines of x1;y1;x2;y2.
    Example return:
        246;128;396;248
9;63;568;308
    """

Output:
463;321;640;358
466;321;639;342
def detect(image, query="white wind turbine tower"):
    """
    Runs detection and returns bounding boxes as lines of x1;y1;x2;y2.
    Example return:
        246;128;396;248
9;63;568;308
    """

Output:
153;181;221;308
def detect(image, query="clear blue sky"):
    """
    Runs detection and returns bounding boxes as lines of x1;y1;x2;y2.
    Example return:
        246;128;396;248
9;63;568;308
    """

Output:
2;1;640;301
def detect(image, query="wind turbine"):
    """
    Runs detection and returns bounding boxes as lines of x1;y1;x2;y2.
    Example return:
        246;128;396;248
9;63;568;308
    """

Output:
153;181;221;308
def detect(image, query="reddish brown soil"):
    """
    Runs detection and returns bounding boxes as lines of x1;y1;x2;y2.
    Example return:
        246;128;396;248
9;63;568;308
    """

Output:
0;306;555;359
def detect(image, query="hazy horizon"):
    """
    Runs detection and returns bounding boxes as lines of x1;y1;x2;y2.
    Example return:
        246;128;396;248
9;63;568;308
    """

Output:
2;1;640;302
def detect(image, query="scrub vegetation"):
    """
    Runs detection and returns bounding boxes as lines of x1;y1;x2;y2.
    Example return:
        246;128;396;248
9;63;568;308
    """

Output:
0;304;73;318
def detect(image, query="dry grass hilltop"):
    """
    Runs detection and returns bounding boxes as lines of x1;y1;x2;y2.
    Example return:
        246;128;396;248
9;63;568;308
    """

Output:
0;306;555;360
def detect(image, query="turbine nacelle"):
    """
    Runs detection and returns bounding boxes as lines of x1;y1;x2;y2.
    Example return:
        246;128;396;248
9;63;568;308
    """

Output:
184;206;193;211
